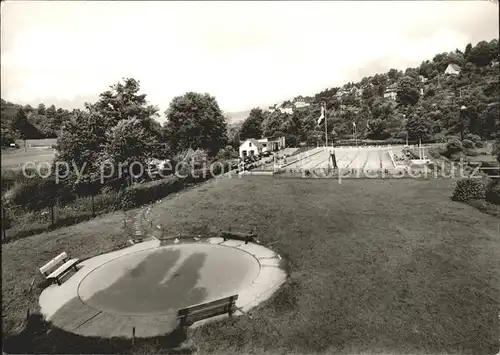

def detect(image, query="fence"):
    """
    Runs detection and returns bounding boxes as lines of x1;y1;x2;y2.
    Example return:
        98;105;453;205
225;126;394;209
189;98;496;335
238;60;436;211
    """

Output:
1;193;122;243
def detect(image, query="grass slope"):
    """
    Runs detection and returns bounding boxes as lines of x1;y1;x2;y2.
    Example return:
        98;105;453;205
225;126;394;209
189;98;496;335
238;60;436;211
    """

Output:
2;177;499;354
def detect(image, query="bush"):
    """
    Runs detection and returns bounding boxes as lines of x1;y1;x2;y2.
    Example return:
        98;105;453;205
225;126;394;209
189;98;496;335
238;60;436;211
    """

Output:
485;179;500;205
486;179;500;205
6;178;76;211
452;178;486;202
462;139;474;149
119;176;185;210
465;134;481;143
446;138;463;153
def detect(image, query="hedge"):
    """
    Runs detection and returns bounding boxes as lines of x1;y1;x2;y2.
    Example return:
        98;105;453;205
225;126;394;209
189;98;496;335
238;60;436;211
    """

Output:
452;178;486;202
5;178;76;211
485;179;500;205
118;160;234;210
119;176;185;210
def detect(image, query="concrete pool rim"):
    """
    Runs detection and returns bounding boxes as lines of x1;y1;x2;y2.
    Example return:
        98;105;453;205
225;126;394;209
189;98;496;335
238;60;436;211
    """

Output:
39;237;287;338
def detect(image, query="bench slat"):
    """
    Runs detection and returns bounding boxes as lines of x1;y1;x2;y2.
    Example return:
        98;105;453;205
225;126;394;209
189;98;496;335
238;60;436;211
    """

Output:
178;295;238;316
40;252;68;274
177;295;238;326
180;306;236;324
47;258;79;280
179;301;233;318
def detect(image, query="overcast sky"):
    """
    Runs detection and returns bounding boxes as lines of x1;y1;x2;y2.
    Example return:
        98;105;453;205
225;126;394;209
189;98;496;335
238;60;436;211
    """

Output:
1;1;498;121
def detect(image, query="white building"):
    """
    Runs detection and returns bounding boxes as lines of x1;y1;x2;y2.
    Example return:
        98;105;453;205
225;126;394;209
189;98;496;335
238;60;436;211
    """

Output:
257;136;286;152
278;106;294;114
239;139;264;159
384;85;397;101
293;96;311;108
444;63;461;75
239;136;286;159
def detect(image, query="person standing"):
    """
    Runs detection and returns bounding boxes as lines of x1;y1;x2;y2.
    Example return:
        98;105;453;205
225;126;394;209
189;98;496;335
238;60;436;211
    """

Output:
330;150;338;169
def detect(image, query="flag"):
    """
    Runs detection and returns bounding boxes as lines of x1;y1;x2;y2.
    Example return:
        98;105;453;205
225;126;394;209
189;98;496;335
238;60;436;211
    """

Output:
317;105;325;126
352;121;356;129
366;120;370;130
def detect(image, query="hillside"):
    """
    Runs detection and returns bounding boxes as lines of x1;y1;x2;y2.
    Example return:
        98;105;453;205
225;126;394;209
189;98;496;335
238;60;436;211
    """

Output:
239;39;499;146
1;100;72;147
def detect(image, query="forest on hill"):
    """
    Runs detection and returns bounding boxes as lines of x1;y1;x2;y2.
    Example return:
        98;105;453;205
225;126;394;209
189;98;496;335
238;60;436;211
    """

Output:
1;39;498;151
0;100;73;147
238;39;499;146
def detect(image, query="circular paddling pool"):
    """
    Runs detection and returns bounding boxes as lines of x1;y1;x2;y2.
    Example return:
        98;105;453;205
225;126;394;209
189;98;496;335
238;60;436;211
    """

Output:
78;244;260;315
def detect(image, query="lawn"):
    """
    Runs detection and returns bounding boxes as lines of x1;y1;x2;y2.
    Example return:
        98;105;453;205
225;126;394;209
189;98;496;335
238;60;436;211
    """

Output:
2;176;499;354
1;147;55;170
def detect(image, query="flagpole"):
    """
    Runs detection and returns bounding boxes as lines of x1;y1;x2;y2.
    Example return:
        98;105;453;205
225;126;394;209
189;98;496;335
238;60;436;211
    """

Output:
324;102;328;148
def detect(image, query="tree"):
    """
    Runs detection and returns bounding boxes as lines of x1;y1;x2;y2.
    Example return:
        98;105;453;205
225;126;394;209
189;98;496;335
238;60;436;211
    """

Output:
11;108;40;143
240;108;265;140
106;118;163;179
216;145;239;160
45;104;57;119
467;40;495;67
366;119;391;140
37;103;46;115
86;78;159;129
406;113;432;142
396;76;420;106
56;110;108;173
164;92;228;156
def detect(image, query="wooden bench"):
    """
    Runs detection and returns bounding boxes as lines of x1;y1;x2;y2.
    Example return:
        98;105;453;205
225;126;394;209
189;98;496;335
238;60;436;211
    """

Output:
177;295;238;329
39;252;80;286
220;229;256;244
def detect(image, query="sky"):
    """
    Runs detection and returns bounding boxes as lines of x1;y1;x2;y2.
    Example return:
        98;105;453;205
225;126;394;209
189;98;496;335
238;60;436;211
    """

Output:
1;1;498;122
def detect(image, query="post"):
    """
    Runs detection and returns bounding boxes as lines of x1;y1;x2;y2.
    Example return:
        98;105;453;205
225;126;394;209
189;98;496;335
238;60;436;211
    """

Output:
1;207;6;241
460;110;464;142
132;326;135;346
50;205;55;226
324;102;328;148
91;194;95;218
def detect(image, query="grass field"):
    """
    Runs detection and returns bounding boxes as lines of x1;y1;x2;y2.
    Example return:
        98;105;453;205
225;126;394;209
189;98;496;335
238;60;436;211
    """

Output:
2;139;56;170
2;176;500;354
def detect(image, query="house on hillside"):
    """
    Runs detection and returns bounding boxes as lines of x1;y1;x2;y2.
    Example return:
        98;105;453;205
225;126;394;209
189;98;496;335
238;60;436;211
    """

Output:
257;136;286;152
444;63;461;75
336;87;351;98
239;139;264;159
293;96;312;108
352;86;364;97
268;105;277;113
278;103;294;114
383;84;397;101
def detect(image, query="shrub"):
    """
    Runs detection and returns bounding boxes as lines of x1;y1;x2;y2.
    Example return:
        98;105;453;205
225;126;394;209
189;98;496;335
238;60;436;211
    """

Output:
6;178;76;211
465;133;481;143
452;178;486;202
446;138;463;153
475;141;484;148
119;176;185;210
485;179;500;205
462;139;474;149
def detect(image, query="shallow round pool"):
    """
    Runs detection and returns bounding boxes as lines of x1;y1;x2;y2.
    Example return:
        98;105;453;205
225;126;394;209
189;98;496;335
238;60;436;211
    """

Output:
77;244;260;315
